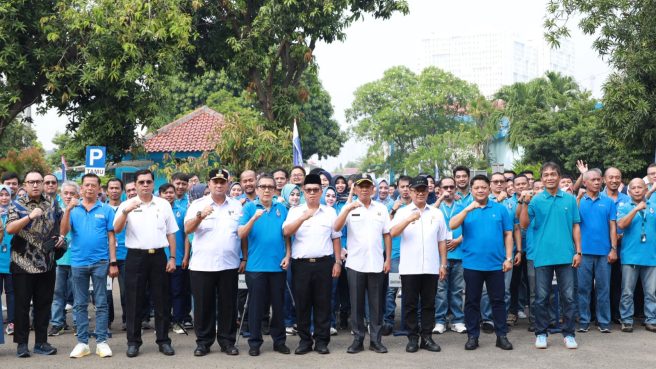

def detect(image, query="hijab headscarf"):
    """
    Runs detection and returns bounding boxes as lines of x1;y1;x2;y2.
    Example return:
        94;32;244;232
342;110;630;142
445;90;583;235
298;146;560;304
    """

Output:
281;184;300;209
332;175;349;204
374;178;393;206
0;185;12;217
320;186;337;206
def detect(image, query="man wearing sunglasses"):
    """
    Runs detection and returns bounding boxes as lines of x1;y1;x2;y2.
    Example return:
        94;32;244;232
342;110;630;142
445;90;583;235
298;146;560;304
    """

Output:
114;169;178;358
43;174;60;203
184;169;243;357
283;173;342;355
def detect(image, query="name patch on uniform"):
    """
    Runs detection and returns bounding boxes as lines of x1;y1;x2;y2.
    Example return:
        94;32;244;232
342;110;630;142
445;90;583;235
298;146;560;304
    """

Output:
94;214;105;219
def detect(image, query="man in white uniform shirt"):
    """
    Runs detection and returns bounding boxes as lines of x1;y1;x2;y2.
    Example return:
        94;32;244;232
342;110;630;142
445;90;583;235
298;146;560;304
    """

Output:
184;169;244;357
334;174;391;354
113;169;178;358
390;176;448;353
283;173;342;355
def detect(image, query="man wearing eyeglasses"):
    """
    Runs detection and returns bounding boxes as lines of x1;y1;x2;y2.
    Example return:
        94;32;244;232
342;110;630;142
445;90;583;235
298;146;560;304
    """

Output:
390;176;448;353
114;169;178;358
433;177;467;334
184;169;243;357
6;170;65;357
238;174;291;356
283;173;341;355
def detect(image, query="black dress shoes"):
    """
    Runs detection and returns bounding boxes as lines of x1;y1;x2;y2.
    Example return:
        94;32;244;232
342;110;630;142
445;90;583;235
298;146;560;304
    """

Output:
126;345;139;358
158;343;175;356
406;337;419;353
273;344;291;354
314;343;330;354
496;335;513;350
248;347;260;356
420;336;441;352
465;336;479;350
194;344;209;356
221;345;239;355
347;340;364;354
294;344;313;355
369;341;388;353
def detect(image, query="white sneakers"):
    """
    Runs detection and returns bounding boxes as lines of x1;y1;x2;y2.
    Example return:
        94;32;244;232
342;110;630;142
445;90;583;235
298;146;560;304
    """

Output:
432;323;446;334
451;323;467;333
70;343;91;358
70;342;112;358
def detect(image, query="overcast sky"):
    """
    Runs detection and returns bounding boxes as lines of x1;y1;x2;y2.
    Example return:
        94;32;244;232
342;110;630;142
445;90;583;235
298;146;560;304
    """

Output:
33;0;610;170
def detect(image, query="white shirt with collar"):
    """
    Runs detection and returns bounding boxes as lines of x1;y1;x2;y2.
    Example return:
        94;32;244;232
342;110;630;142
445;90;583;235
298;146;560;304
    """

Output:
390;202;447;275
184;195;242;272
115;196;179;250
283;204;341;259
343;200;391;273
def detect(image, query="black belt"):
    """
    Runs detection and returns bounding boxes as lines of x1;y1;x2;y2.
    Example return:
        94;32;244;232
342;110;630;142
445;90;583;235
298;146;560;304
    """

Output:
293;255;332;263
128;248;165;254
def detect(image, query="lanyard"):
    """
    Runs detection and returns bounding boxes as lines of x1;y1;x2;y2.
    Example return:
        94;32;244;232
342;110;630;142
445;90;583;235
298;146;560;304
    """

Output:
639;209;647;243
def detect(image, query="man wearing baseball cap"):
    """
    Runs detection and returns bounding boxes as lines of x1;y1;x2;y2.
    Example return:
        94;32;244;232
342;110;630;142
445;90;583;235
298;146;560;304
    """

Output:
390;176;448;353
184;169;244;357
334;174;392;354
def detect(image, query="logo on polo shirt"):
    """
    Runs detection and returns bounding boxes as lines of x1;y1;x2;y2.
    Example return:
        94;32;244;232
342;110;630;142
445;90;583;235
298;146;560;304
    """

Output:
651;207;654;214
94;214;105;219
176;211;181;218
276;209;281;217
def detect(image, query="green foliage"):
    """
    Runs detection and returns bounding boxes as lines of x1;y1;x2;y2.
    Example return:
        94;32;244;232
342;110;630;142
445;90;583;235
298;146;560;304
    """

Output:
545;1;656;168
0;0;193;160
0;148;52;176
511;162;543;180
496;71;650;178
47;132;86;168
347;66;496;176
151;151;221;182
0;119;40;157
208;93;292;176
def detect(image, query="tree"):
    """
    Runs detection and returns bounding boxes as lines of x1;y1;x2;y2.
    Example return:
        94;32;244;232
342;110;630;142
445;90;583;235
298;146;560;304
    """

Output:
347;66;495;176
495;72;650;177
0;0;193;159
0;148;52;176
185;0;409;122
0;119;40;157
47;132;86;168
545;1;656;160
208;92;292;176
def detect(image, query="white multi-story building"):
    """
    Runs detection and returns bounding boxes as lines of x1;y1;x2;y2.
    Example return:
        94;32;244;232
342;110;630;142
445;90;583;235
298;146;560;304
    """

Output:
420;31;574;97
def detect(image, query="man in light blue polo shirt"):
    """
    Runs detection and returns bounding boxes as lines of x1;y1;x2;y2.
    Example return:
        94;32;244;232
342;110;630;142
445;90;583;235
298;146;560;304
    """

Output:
577;168;617;333
453;166;473;206
433;177;467;334
238;174;291;356
520;162;582;350
60;173;117;358
450;175;514;351
617;178;656;333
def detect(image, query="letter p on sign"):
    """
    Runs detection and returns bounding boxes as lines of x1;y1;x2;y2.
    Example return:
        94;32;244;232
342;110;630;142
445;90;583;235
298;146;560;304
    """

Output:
85;146;106;176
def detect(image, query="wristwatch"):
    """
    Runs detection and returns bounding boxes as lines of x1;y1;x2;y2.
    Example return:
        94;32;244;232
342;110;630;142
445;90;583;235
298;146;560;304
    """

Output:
196;211;202;219
505;257;512;262
110;261;118;267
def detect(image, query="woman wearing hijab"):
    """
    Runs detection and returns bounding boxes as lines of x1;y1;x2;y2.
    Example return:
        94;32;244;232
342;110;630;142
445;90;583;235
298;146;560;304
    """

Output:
0;185;11;344
319;171;333;190
320;186;338;207
280;184;301;209
375;179;394;207
188;184;208;203
229;182;243;198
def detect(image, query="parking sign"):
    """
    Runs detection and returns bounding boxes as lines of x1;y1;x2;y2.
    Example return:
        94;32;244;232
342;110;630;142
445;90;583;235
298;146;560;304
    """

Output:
85;146;106;176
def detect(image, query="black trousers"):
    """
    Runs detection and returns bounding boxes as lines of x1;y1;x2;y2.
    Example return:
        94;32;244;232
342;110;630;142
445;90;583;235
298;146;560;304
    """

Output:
401;273;438;338
510;252;528;314
125;248;171;346
347;268;386;343
464;268;508;338
246;271;286;348
292;257;333;347
12;270;55;345
190;268;238;349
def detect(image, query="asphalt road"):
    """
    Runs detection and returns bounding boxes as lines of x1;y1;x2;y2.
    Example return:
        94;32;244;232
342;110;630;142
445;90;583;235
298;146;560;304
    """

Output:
1;291;654;369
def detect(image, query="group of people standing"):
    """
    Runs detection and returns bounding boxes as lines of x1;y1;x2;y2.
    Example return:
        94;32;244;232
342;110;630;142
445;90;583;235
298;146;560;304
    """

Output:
0;160;654;359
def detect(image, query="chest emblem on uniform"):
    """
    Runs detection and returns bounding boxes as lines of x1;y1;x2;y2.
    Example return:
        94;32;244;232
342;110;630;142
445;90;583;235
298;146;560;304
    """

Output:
492;213;496;218
377;212;382;216
276;209;281;217
651;208;655;214
176;211;181;218
228;210;234;216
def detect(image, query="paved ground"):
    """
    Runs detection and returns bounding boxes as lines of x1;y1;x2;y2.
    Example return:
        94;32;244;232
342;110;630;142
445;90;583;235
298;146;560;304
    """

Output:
1;291;654;369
